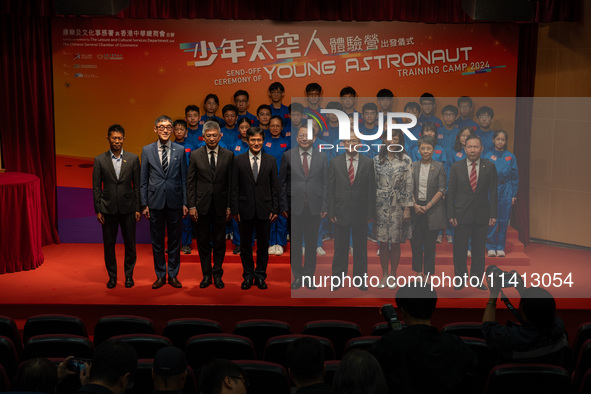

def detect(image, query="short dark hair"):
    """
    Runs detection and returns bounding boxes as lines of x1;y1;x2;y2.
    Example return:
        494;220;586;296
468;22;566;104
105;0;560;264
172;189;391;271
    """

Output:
204;93;219;106
256;104;271;116
237;117;251;129
233;90;249;100
305;83;322;93
268;82;285;92
421;122;438;139
340;86;356;97
246;126;265;139
89;340;138;386
476;106;494;118
441;105;458;116
289;103;304;114
465;134;482;146
520;287;556;329
377;88;394;98
222;104;239;116
108;124;125;137
185;105;200;115
332;350;388;394
270;115;284;127
457;96;473;107
199;359;245;394
362;102;378;113
173;119;187;129
13;358;58;393
395;284;438;320
404;101;421;114
286;337;325;383
325;101;343;111
418;135;437;149
419;92;436;103
154;115;173;127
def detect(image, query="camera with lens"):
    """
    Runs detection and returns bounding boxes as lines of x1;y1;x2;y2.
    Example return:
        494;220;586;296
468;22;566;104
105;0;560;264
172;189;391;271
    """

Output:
67;358;89;373
486;265;524;289
380;304;403;332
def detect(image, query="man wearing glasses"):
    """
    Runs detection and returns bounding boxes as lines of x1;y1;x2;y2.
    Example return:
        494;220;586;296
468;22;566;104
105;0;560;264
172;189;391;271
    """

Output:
140;115;188;289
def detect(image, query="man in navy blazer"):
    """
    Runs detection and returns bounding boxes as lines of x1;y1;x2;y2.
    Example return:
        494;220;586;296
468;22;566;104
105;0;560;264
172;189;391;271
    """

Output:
279;126;328;290
231;127;279;290
140;115;188;289
447;134;498;290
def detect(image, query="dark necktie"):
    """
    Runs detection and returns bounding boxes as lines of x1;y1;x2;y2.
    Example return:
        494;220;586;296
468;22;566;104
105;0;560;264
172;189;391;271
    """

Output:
252;156;259;180
470;161;477;192
302;151;309;178
162;145;168;175
210;151;216;173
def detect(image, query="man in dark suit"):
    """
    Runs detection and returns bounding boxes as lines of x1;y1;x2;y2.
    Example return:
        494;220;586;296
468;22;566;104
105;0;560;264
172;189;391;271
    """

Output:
231;127;279;290
187;120;233;289
279;126;328;290
447;134;498;290
328;130;376;291
140;115;188;289
92;124;141;289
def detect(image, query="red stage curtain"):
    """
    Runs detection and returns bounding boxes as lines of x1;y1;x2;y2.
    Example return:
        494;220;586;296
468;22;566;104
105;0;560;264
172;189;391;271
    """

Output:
0;13;60;245
0;0;581;247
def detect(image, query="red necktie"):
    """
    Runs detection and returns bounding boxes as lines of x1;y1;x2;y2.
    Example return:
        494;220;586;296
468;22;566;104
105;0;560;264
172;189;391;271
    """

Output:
302;151;309;178
470;161;477;192
349;157;355;186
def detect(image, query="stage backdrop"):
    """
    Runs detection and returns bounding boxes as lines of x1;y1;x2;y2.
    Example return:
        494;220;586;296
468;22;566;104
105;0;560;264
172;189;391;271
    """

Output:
52;18;518;242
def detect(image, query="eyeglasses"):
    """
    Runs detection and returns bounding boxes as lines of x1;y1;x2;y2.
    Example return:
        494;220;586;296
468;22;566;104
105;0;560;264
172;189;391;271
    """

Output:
229;376;250;387
478;115;491;119
157;125;173;131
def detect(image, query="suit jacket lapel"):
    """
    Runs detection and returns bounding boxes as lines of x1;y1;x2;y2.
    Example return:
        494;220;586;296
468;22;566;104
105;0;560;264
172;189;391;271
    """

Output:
245;153;256;183
293;149;305;178
104;151;118;181
201;148;213;181
118;151;129;182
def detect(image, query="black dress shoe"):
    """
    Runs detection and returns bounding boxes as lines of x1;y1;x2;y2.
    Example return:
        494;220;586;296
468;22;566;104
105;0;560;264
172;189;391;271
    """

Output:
214;277;225;289
306;283;317;290
168;277;182;288
358;285;368;291
233;246;240;255
125;277;134;288
241;279;252;290
200;276;212;289
255;278;268;290
476;283;488;291
152;277;166;289
454;284;464;291
291;278;302;290
107;277;116;289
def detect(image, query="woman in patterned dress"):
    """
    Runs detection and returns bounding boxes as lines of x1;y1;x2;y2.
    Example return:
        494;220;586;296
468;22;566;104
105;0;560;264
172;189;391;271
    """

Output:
373;128;413;289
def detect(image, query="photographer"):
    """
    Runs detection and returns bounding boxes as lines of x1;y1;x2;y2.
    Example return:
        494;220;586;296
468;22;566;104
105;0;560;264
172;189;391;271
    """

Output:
482;278;570;368
369;284;477;394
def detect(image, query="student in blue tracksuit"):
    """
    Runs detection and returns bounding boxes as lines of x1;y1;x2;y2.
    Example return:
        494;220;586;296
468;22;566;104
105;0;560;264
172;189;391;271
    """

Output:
268;82;291;134
402;101;422;153
173;119;195;255
445;126;474;244
199;93;224;128
475;106;495;155
257;104;272;133
438;105;459;155
418;93;442;128
456;96;479;132
340;86;359;117
234;89;258;127
321;101;343;144
221;104;240;148
483;130;518;257
263;116;291;256
229;118;253;254
184;104;201;149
